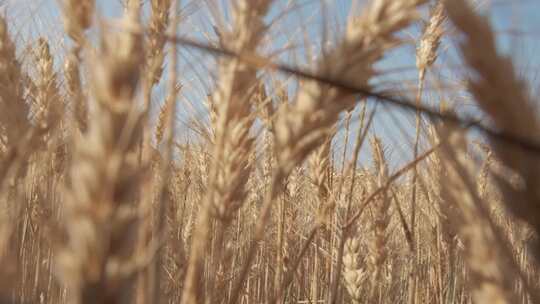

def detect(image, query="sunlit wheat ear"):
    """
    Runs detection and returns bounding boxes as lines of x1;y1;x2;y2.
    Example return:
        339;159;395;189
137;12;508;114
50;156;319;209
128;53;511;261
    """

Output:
367;136;390;292
275;0;427;175
33;38;60;130
203;94;218;141
146;0;173;88
343;235;366;303
62;0;94;45
445;0;540;262
477;145;493;198
416;1;445;80
155;83;182;145
56;6;144;304
411;2;445;241
308;129;334;226
182;1;275;303
64;50;87;132
0;17;33;294
0;16;30;146
209;0;274;218
426;124;460;245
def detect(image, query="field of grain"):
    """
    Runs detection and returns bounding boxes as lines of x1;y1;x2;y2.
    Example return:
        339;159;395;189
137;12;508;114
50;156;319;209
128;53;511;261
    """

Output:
0;0;539;303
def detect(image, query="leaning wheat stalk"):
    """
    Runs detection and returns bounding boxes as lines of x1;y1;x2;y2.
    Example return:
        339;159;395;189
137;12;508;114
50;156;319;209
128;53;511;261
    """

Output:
367;136;391;301
438;126;515;304
445;0;540;263
410;0;445;246
409;5;445;297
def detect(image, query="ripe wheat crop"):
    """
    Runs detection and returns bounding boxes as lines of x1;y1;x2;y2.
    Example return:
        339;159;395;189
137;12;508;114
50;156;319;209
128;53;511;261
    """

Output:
0;0;539;303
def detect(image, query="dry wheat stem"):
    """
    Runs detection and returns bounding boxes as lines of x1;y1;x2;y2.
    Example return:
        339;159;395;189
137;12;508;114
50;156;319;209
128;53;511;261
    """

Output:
439;127;514;304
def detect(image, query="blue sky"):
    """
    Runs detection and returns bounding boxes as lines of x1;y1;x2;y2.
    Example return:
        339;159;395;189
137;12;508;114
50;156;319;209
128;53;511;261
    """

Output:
3;0;540;167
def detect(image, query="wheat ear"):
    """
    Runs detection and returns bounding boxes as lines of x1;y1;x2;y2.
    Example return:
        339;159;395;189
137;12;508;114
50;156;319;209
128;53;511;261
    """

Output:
181;1;274;303
56;6;145;304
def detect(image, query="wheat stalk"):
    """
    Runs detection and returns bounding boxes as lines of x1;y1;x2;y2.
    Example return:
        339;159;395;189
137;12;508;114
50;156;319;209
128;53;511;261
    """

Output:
438;126;515;304
367;136;391;300
445;0;540;263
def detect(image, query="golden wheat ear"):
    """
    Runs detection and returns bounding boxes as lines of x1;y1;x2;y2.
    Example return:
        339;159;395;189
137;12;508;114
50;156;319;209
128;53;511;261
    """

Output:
181;1;275;303
33;38;61;130
56;5;145;304
366;136;391;300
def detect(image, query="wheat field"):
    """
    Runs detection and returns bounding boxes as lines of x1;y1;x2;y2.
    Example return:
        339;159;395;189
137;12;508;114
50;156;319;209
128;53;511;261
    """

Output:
0;0;539;303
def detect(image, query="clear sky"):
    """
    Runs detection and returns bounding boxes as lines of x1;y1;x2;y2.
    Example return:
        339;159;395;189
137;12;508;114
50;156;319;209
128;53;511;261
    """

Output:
3;0;540;167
